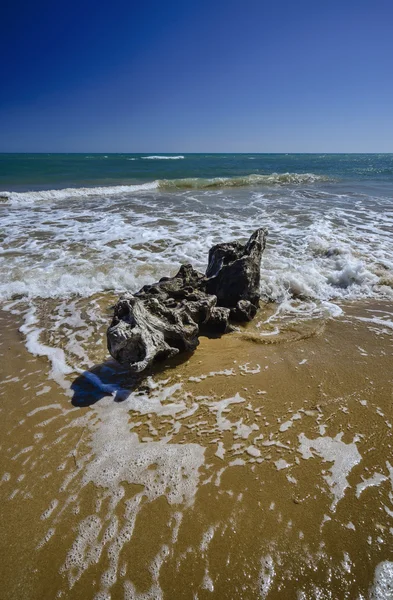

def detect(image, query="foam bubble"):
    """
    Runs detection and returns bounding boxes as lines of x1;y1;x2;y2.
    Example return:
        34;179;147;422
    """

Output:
246;446;261;458
61;515;103;587
356;473;388;498
298;432;362;511
259;555;275;599
201;569;214;592
279;421;293;433
36;527;56;549
274;459;291;471
370;561;393;599
41;499;59;520
19;306;73;390
200;525;216;553
206;393;248;434
239;363;261;374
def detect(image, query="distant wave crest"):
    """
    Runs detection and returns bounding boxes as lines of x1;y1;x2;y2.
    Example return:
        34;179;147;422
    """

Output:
0;172;329;204
142;155;185;160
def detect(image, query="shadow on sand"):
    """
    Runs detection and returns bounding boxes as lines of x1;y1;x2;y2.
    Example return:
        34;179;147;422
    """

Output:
70;350;195;408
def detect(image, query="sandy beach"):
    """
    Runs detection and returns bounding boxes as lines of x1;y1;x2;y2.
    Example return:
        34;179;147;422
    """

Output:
1;296;393;599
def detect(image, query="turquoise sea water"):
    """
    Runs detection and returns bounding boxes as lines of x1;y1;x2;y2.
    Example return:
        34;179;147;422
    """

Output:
1;153;393;192
1;153;393;314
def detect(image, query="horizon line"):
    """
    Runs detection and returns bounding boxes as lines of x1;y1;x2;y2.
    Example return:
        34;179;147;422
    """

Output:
1;151;392;155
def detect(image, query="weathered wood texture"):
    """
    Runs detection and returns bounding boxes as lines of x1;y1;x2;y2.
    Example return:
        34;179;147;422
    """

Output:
107;228;267;373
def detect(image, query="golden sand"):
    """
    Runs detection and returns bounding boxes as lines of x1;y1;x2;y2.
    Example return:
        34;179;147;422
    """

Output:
1;299;393;599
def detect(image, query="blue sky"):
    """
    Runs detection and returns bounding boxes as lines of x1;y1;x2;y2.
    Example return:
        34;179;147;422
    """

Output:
1;0;393;152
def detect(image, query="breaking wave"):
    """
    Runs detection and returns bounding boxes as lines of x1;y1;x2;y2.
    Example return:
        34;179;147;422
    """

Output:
1;173;330;204
0;182;160;204
159;172;330;189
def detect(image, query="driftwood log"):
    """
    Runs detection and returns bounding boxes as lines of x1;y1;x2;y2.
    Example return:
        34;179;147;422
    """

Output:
107;228;267;373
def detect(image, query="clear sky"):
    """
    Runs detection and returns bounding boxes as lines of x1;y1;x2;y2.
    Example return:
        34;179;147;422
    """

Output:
1;0;393;152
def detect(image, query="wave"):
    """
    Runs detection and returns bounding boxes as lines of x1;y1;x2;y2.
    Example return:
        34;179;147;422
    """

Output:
158;173;329;189
141;155;185;160
0;172;330;204
1;182;159;204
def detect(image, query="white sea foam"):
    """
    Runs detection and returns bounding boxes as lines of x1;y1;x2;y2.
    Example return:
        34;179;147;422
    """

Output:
356;473;388;498
27;403;62;417
298;432;362;511
19;306;73;389
259;555;275;599
200;525;216;553
239;363;261;374
41;499;59;520
82;383;205;506
1;177;393;339
246;445;261;458
370;561;393;599
206;393;247;435
274;459;290;471
36;527;56;549
2;181;159;204
354;316;393;333
59;378;206;594
279;420;293;432
215;442;225;460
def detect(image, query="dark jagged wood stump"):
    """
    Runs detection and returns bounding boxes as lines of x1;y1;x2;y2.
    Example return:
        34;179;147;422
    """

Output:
107;228;267;373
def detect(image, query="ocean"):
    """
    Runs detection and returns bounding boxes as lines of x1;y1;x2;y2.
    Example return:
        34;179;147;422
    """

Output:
1;153;393;308
1;153;393;599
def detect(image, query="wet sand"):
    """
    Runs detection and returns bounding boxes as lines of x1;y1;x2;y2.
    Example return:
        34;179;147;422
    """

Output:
1;299;393;599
